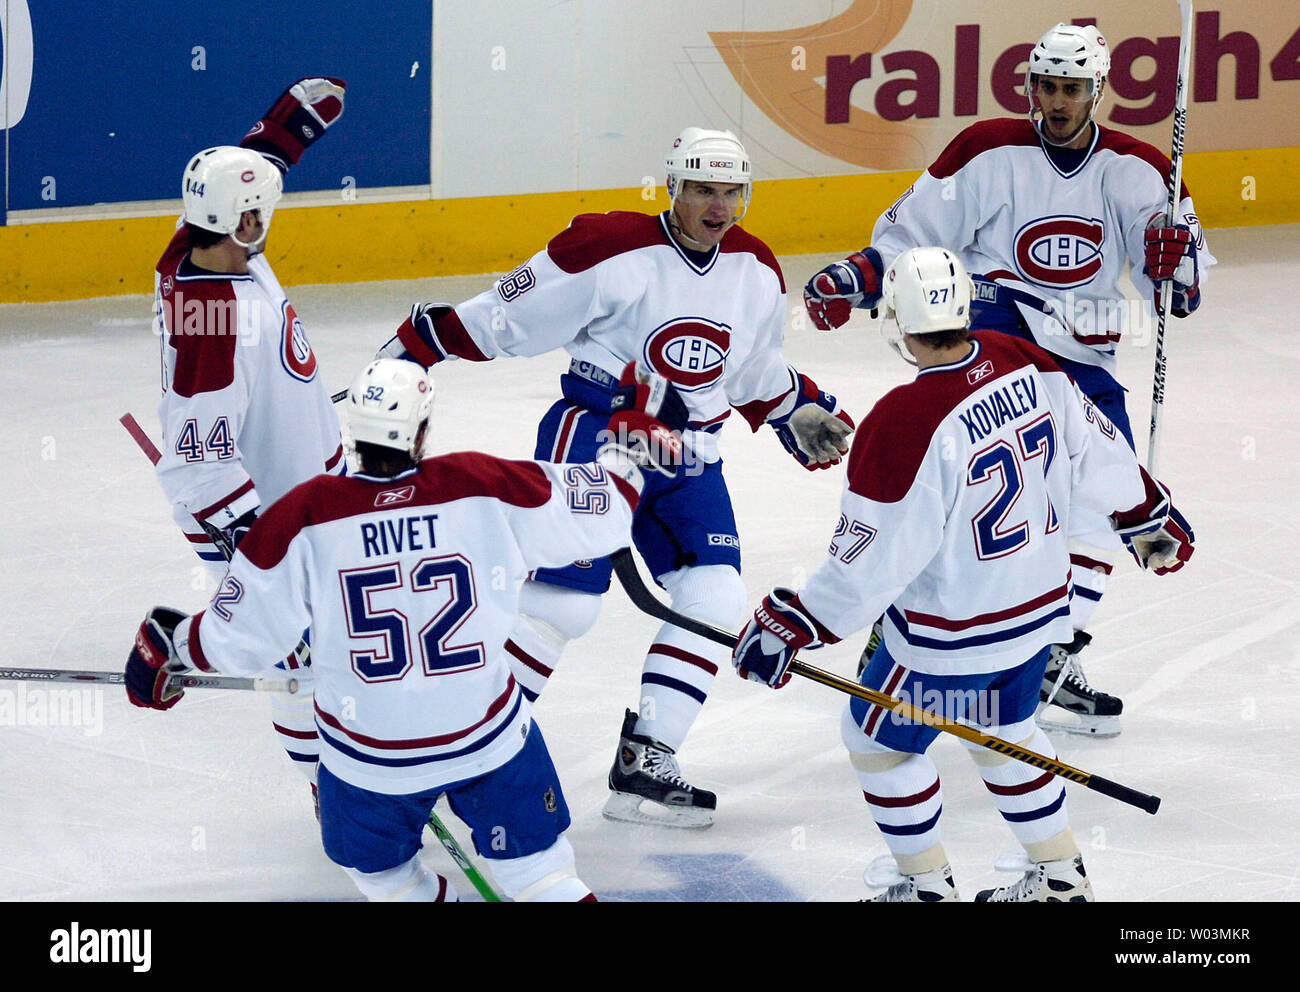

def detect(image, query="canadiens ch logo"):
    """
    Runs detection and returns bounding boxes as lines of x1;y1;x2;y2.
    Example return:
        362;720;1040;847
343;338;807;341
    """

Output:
642;316;730;392
1014;215;1105;289
280;300;318;382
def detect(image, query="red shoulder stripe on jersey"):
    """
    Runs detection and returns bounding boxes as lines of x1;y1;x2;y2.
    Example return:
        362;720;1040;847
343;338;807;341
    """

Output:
238;452;556;570
432;309;489;362
195;478;256;522
164;276;242;396
313;677;518;749
610;472;640;512
547;211;669;274
720;226;787;292
1096;128;1191;201
156;224;192;275
847;334;1062;504
324;444;344;473
928;119;1040;180
188;611;216;672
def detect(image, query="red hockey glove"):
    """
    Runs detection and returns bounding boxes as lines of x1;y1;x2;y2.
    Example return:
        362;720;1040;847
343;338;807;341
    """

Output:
125;608;191;710
242;77;347;168
733;589;821;689
1143;221;1200;316
803;249;884;330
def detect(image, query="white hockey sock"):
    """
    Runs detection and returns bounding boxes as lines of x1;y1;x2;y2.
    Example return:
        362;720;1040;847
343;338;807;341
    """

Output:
489;837;593;902
504;580;602;703
967;725;1070;847
634;564;744;751
343;856;459;902
846;748;945;860
269;665;318;783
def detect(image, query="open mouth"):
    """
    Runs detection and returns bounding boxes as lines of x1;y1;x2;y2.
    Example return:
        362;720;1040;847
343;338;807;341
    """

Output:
703;219;726;232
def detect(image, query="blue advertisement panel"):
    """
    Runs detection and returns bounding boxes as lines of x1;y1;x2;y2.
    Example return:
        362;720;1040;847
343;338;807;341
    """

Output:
2;1;431;215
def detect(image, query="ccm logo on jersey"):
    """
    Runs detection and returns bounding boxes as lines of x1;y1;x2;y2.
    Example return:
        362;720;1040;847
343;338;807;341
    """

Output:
1014;216;1105;289
374;485;416;507
708;533;739;548
280;300;318;382
642;317;731;391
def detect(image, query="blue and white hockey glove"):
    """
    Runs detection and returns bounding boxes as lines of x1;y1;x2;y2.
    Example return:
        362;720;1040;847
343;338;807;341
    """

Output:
803;248;884;330
1143;222;1200;316
732;589;821;689
241;77;346;169
768;373;855;471
125;607;192;711
1112;474;1196;575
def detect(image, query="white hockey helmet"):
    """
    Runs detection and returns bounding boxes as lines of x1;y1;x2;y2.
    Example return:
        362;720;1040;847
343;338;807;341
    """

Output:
182;146;282;249
346;359;435;463
881;247;974;364
665;127;752;221
1026;24;1110;131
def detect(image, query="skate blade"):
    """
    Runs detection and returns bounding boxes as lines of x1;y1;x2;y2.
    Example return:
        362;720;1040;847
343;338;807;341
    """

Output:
601;791;714;829
1035;703;1122;738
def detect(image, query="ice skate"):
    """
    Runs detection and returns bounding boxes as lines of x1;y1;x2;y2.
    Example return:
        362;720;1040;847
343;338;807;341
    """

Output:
602;710;716;828
862;855;960;902
975;852;1094;902
1037;631;1122;738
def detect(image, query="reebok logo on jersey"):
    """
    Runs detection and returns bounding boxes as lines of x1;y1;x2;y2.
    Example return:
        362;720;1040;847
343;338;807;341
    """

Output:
374;485;416;507
1014;216;1105;288
967;360;995;385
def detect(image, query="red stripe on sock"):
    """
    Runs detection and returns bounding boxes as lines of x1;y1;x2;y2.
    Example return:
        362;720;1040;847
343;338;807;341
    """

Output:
646;642;718;675
983;770;1056;796
863;778;940;808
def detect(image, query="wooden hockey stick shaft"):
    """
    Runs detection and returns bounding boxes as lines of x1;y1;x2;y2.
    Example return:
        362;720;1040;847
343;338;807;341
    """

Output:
1147;0;1194;477
0;667;297;693
611;550;1160;815
426;809;503;902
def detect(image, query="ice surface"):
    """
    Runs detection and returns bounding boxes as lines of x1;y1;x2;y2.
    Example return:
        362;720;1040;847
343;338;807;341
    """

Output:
1;225;1296;902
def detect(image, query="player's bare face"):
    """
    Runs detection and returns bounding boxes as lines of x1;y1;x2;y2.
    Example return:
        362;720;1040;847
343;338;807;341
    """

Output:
671;182;742;249
1034;76;1095;148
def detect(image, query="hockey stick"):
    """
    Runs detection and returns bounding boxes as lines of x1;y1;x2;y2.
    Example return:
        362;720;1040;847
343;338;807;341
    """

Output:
118;412;307;695
426;809;503;902
0;667;296;693
610;549;1161;815
1147;0;1194;477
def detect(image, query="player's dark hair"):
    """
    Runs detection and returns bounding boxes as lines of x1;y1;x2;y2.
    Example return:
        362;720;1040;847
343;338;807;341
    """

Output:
355;440;418;478
185;223;229;249
919;327;971;349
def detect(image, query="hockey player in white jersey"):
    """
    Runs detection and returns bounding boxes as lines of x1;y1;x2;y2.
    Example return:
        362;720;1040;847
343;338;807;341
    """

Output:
734;248;1194;901
379;127;855;826
802;23;1212;736
125;357;689;901
151;78;347;795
